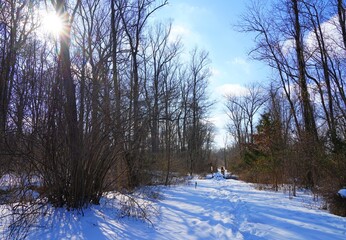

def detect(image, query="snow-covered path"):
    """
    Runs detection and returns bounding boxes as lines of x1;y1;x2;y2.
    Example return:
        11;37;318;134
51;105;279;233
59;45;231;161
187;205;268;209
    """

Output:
151;179;346;240
22;179;346;239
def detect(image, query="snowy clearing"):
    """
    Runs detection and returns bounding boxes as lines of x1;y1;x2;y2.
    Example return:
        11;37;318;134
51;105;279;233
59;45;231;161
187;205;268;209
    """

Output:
2;179;346;240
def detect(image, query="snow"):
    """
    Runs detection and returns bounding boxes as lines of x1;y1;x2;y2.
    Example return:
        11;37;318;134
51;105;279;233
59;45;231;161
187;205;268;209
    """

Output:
0;174;20;190
338;189;346;198
212;171;225;180
0;174;42;191
1;179;346;239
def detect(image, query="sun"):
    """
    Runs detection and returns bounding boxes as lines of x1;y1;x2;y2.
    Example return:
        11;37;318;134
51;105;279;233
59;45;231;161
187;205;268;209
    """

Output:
41;12;64;37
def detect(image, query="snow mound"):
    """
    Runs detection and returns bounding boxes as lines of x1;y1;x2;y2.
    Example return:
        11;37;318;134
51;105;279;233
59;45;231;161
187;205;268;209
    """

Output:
213;172;225;181
338;189;346;198
205;174;213;179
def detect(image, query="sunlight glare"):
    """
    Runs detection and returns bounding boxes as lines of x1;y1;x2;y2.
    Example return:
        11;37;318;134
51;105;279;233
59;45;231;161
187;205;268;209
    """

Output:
42;12;64;37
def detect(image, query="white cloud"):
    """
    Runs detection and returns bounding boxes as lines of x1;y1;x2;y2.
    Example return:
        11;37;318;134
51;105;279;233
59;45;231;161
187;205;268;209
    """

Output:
208;115;224;130
230;57;247;65
216;83;248;97
282;15;345;58
211;67;221;76
226;57;251;75
281;38;295;55
175;3;210;19
169;24;190;42
306;15;345;58
168;23;204;50
207;114;231;148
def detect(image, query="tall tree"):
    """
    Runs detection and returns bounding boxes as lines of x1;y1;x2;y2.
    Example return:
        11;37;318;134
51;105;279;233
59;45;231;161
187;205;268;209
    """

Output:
187;48;211;175
115;0;168;188
0;1;37;148
291;0;318;140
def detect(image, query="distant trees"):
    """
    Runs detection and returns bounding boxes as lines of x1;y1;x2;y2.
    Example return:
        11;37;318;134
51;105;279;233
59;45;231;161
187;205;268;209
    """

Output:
143;22;182;184
0;0;39;172
0;0;214;210
226;0;346;215
186;48;212;175
225;83;266;178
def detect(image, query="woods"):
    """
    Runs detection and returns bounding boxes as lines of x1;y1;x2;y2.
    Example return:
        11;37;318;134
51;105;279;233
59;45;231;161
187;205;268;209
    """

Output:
0;0;214;214
1;2;346;238
225;0;346;215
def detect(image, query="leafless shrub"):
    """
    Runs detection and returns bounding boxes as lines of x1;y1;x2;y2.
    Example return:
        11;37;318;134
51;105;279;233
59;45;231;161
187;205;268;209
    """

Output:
5;201;47;240
0;179;47;240
111;188;160;226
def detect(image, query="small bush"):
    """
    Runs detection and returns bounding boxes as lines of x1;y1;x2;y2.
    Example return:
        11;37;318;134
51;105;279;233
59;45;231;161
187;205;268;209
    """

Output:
327;194;346;217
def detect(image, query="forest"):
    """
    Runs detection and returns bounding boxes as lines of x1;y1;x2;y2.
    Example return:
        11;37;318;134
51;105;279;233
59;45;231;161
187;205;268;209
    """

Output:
0;0;346;235
1;0;214;211
224;0;346;216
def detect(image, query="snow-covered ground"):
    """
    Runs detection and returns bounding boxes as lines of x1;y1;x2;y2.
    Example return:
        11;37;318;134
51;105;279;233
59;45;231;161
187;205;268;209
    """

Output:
2;179;346;239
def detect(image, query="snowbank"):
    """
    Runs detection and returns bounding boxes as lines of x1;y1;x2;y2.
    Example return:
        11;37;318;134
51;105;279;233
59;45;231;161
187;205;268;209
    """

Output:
213;171;225;180
338;189;346;198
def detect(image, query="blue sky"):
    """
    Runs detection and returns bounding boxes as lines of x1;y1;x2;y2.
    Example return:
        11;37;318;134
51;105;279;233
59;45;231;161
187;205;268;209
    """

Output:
155;0;271;147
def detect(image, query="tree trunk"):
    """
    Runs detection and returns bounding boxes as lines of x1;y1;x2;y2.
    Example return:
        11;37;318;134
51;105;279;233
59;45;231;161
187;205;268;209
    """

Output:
55;0;81;208
292;0;318;140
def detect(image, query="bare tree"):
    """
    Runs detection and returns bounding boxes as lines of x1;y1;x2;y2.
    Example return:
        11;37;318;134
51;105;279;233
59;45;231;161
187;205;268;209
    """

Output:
225;84;265;146
115;0;168;188
186;48;212;175
225;95;246;148
0;1;38;155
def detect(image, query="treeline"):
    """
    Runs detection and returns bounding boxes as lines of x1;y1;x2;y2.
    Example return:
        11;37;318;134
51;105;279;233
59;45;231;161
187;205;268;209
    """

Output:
225;0;346;215
0;0;213;209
